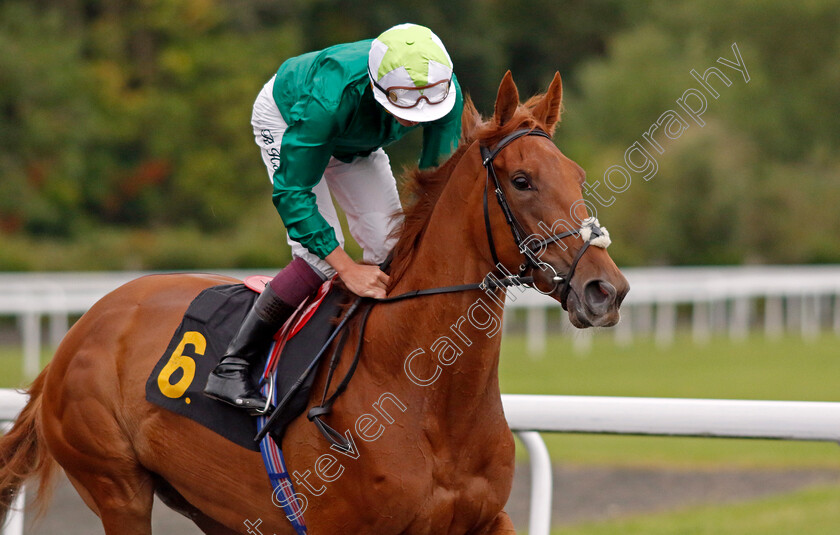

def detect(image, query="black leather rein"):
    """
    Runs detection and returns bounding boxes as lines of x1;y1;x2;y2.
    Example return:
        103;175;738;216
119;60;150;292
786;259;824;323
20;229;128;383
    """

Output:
255;127;609;447
480;127;607;304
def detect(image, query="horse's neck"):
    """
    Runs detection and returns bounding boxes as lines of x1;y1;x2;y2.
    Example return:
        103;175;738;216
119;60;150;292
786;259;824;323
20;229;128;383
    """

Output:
369;157;507;411
395;150;493;290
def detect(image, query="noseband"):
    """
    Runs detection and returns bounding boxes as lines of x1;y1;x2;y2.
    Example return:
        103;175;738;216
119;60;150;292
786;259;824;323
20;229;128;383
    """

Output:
257;128;614;448
480;128;611;306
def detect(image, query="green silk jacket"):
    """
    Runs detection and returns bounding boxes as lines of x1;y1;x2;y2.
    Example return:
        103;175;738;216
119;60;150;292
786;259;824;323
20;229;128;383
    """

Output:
269;39;463;260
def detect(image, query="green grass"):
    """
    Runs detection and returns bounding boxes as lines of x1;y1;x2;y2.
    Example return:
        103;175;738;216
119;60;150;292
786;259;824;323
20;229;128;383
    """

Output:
552;484;840;535
501;332;840;532
499;333;840;469
5;332;840;532
499;332;840;401
5;332;839;468
0;346;50;390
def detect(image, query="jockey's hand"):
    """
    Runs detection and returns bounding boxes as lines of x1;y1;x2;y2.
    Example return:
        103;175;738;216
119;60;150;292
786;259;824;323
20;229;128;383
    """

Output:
339;263;390;299
326;248;390;299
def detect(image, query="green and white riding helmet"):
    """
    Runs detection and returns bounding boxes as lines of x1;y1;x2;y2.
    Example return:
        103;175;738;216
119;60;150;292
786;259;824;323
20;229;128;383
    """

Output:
368;23;457;123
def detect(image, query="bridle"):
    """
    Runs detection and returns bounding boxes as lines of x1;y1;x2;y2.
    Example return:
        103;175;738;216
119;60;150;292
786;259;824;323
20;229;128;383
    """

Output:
255;127;613;446
480;127;610;307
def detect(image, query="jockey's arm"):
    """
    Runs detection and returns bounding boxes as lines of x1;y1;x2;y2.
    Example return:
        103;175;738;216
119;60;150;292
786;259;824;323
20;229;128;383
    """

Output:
418;74;464;169
270;101;389;299
270;103;341;261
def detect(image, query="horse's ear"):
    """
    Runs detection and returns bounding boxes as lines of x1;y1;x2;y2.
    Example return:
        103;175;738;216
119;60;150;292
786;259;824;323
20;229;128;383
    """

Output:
532;72;563;134
494;70;519;127
461;95;481;142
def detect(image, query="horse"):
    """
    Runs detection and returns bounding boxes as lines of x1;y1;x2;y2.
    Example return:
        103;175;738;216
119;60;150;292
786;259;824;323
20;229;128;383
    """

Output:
1;71;628;535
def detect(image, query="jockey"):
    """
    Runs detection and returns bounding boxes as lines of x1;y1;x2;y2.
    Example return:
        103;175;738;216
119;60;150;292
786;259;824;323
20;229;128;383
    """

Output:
204;23;463;411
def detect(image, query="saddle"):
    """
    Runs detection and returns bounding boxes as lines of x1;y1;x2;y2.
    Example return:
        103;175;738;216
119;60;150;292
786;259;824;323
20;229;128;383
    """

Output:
145;278;349;451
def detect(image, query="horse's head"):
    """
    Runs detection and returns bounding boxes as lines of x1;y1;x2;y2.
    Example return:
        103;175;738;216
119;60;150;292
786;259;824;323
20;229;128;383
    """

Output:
464;71;629;328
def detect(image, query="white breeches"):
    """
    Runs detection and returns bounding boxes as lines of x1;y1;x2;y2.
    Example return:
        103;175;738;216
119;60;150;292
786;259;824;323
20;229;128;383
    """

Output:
251;76;403;277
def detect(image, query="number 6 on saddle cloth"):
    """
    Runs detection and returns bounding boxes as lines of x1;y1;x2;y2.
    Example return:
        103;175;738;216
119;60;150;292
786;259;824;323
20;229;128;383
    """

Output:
146;266;538;450
145;277;350;451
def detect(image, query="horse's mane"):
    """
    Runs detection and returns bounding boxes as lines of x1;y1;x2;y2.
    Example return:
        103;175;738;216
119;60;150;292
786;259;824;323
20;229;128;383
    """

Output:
388;94;550;285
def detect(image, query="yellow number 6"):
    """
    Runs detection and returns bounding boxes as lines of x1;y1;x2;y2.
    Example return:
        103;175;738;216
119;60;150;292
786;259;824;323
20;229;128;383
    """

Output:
157;331;206;399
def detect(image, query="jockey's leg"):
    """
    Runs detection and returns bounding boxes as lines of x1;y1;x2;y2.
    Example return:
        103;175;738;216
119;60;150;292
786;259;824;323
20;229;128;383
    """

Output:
206;78;332;412
324;148;402;267
204;257;322;411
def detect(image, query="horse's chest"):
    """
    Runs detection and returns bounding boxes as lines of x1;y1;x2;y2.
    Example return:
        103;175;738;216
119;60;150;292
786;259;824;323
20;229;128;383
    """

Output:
371;432;515;534
294;383;514;533
419;472;508;534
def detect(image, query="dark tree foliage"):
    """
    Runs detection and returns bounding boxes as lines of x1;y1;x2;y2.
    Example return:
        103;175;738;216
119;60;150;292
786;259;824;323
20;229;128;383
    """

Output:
1;0;838;268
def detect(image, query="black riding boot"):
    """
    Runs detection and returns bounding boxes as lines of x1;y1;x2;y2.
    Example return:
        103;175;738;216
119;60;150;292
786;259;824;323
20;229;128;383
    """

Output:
204;285;296;412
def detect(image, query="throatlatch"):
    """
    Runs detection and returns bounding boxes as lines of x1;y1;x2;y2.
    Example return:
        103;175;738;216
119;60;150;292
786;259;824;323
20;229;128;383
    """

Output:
479;127;611;303
257;128;617;448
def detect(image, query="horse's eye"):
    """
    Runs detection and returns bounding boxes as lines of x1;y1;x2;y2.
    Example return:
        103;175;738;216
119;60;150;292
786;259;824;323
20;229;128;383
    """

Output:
512;175;532;191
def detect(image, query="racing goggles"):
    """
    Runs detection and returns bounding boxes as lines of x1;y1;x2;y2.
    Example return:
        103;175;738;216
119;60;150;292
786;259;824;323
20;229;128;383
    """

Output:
370;70;452;109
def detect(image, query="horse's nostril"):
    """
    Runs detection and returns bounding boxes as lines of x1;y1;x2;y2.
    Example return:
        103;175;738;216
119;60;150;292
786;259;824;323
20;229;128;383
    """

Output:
583;280;616;315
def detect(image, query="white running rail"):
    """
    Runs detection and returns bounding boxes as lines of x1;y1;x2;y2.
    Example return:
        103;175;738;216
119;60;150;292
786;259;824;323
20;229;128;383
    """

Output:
3;266;840;376
4;390;840;535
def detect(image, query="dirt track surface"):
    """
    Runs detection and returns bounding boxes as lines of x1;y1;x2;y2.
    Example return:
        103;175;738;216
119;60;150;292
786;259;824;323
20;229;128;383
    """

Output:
507;465;840;526
18;465;840;533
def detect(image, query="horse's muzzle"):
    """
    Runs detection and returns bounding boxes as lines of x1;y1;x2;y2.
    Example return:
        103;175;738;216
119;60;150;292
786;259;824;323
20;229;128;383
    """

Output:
564;277;628;328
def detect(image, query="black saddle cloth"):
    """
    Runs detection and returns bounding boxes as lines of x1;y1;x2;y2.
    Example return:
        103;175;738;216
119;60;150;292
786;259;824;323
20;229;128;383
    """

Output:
145;283;345;451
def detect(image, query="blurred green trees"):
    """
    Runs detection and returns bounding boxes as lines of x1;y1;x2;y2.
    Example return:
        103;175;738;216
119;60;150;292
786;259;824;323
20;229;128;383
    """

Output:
1;0;838;269
561;0;840;266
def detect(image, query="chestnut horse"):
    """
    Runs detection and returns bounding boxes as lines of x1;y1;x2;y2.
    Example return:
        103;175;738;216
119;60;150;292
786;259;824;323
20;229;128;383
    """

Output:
1;72;627;534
